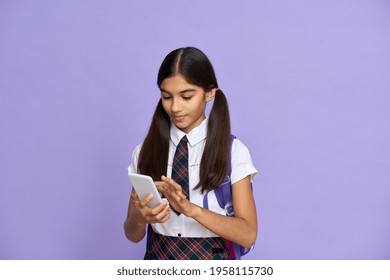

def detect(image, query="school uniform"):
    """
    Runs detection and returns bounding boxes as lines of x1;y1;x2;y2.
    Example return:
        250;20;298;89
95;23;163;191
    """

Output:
128;118;257;259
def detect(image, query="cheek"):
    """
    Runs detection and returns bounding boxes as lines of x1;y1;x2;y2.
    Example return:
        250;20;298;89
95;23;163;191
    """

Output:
197;96;207;107
192;99;207;113
161;100;170;113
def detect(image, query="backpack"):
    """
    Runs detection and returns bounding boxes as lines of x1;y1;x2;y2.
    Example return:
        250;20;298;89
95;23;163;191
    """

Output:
146;134;254;259
202;134;254;259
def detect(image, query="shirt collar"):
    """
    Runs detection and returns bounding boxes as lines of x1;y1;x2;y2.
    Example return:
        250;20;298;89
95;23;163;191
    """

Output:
170;117;208;147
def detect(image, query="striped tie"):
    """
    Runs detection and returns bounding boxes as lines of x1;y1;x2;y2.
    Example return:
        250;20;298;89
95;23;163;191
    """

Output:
171;136;189;203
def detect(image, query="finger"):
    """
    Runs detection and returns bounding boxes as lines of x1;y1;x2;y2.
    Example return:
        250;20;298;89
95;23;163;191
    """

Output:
160;179;181;197
154;181;167;188
155;185;168;197
154;181;164;192
151;211;170;224
160;211;170;223
154;204;171;221
161;176;182;192
168;191;183;204
131;188;140;200
155;181;172;195
149;200;169;215
177;192;186;200
147;203;170;223
139;194;154;208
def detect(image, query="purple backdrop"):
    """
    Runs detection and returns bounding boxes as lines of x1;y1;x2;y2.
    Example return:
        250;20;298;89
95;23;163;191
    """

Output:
1;0;389;260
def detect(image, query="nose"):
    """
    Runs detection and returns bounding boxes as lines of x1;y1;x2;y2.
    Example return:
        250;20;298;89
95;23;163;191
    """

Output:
171;97;182;113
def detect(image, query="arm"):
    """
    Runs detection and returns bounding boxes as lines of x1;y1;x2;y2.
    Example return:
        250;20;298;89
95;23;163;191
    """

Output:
157;176;257;248
124;188;171;243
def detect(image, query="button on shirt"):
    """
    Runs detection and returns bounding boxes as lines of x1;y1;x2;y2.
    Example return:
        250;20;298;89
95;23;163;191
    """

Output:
128;118;257;238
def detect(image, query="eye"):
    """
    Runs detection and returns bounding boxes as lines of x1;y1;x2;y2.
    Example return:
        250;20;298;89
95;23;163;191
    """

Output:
182;96;193;100
162;95;171;100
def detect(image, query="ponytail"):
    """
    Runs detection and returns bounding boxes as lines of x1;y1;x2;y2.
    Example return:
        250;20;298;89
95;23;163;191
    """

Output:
196;89;231;192
138;99;170;181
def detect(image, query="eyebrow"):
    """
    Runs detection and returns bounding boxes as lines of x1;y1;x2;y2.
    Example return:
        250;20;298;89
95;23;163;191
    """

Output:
160;88;197;95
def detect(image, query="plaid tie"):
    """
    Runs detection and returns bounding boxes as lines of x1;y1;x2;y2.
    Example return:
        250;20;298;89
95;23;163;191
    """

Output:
171;136;189;202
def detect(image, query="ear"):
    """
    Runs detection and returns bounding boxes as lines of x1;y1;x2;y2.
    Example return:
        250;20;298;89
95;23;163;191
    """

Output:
206;88;218;102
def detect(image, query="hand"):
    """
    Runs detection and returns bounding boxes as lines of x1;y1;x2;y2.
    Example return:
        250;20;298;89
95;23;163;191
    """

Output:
155;176;199;217
130;188;170;224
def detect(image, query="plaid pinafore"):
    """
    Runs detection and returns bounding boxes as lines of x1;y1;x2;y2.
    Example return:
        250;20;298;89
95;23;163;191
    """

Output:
144;227;229;260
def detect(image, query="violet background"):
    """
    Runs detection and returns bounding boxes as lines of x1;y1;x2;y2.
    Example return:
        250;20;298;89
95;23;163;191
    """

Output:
1;0;389;260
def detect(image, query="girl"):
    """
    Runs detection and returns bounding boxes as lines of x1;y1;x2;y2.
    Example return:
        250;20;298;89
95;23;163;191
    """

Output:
124;47;257;260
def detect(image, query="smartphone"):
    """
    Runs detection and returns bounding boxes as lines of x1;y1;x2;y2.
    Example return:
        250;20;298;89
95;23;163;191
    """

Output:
128;173;163;208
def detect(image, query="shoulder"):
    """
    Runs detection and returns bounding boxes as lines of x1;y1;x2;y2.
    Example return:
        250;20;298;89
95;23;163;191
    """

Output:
128;143;143;174
231;137;252;157
130;142;143;162
132;143;143;155
230;137;258;184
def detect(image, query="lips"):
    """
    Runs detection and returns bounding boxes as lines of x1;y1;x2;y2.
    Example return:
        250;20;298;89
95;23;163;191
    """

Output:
171;115;186;122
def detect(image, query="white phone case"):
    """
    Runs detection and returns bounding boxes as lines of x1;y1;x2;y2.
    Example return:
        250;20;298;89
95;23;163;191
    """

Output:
128;173;163;208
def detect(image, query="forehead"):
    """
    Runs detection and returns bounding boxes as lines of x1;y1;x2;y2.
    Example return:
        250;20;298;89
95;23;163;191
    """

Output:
160;74;202;93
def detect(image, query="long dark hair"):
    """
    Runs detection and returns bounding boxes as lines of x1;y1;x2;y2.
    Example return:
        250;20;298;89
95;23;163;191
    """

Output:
138;47;231;192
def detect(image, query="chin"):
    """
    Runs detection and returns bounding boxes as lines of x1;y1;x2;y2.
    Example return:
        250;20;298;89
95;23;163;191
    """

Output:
175;123;190;133
177;124;189;131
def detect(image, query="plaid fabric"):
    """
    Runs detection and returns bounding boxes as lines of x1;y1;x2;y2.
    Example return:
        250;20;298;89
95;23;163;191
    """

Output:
144;230;229;260
171;136;189;200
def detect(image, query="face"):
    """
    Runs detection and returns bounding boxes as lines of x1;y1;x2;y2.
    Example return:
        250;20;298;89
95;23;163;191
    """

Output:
160;74;215;134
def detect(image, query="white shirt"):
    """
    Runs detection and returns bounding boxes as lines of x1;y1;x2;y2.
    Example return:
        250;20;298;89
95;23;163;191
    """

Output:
128;118;257;238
